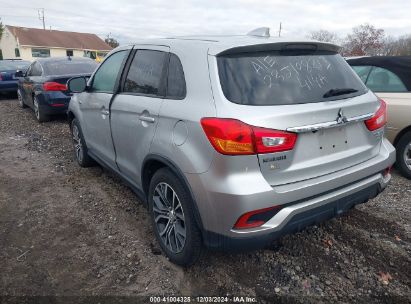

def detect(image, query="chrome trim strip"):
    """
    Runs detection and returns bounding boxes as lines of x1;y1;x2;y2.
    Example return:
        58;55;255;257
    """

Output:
286;113;374;133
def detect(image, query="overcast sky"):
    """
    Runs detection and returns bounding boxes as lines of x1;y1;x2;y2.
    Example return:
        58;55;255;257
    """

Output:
1;0;410;44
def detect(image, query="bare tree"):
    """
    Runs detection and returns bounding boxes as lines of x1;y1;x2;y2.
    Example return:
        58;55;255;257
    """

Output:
0;18;4;41
308;30;339;44
342;24;385;56
105;34;119;48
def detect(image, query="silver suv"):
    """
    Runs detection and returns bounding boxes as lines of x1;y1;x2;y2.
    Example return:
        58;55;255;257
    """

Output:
67;30;395;266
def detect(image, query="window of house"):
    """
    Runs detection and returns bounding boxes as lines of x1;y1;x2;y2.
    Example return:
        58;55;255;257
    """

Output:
366;67;407;92
66;50;74;57
32;48;50;58
123;50;166;96
15;48;21;57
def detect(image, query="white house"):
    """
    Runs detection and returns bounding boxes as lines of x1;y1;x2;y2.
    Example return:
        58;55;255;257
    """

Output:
0;25;112;61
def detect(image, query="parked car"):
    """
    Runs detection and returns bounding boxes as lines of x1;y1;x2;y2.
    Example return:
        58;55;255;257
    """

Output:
67;31;395;266
16;57;98;122
0;59;30;94
347;56;411;178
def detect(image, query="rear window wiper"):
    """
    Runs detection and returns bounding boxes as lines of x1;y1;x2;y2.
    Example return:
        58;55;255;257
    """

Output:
323;88;358;98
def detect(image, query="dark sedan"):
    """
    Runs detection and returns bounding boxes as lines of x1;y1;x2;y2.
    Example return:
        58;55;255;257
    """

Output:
0;60;30;94
17;57;97;122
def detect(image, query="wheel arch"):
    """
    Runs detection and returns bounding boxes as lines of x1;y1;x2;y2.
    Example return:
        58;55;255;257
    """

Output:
141;154;205;232
393;125;411;147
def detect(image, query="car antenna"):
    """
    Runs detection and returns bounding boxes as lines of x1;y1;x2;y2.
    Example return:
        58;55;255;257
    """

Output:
247;27;270;38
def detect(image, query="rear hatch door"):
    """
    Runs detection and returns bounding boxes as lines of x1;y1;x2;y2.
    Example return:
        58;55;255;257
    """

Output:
212;44;382;186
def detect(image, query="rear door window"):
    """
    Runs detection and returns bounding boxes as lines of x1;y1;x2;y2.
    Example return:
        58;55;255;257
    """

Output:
123;50;166;96
351;65;372;83
365;67;407;92
217;51;368;105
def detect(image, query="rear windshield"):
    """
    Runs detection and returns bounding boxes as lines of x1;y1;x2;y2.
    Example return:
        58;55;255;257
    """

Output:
217;51;368;105
0;61;30;71
43;60;97;75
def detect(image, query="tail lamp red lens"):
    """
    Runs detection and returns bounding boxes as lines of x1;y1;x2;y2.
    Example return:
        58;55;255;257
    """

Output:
365;99;387;131
43;82;67;91
234;205;282;229
200;118;297;155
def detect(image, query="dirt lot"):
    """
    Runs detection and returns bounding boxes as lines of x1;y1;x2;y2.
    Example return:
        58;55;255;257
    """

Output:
0;96;410;303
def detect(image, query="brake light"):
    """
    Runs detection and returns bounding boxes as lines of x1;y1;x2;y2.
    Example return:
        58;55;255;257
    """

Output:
0;74;2;81
43;82;67;91
365;99;387;131
200;118;297;155
234;205;282;229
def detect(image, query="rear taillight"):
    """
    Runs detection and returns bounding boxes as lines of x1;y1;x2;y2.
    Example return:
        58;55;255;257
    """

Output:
365;99;387;131
43;82;67;91
200;118;297;155
234;205;282;229
0;74;3;81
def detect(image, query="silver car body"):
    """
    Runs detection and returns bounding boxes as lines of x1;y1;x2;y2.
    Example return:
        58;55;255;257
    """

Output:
68;36;395;248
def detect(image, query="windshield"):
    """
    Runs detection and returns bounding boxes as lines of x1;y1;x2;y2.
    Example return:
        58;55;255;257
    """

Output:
42;60;98;75
0;61;30;71
217;51;368;105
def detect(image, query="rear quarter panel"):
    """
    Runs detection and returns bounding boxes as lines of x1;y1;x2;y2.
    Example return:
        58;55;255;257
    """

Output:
376;92;411;144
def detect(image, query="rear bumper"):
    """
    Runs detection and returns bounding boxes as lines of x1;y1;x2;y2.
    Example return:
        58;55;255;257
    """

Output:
37;92;70;115
185;138;395;248
203;174;388;250
0;81;18;92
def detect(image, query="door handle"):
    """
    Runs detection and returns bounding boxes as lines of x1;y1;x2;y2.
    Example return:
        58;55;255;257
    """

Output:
139;115;155;123
101;109;110;116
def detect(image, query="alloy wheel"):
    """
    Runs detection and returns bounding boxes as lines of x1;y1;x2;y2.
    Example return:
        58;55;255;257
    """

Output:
72;124;83;163
17;90;24;107
33;98;40;120
152;182;186;253
404;142;411;170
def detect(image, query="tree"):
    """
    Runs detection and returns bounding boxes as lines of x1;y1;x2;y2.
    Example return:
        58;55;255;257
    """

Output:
105;34;119;48
308;30;339;44
342;24;385;56
0;18;4;41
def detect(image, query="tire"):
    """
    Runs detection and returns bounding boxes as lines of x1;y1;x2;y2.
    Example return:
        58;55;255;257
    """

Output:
33;96;50;122
148;168;202;266
17;89;27;108
71;118;95;167
396;131;411;179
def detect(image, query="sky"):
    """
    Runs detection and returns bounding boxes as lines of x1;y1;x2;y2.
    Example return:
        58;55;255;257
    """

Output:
1;0;410;44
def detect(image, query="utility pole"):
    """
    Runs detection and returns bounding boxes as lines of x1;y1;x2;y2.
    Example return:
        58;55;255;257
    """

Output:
278;22;282;37
38;8;45;30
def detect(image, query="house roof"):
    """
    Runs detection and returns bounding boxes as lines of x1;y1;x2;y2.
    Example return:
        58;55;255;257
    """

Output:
6;25;112;51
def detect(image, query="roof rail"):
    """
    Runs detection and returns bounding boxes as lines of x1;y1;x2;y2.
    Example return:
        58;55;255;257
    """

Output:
247;27;270;38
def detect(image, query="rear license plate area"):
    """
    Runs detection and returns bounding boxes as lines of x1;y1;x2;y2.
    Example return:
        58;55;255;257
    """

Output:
318;127;348;155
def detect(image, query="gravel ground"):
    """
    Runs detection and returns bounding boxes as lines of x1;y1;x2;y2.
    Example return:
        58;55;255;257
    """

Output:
0;95;410;303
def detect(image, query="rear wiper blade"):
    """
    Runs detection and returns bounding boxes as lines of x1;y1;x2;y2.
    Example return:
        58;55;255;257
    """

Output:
323;88;358;98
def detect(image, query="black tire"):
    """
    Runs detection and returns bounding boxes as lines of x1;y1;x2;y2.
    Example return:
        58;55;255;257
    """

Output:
71;118;95;167
17;89;27;108
33;96;50;122
148;168;202;266
396;131;411;179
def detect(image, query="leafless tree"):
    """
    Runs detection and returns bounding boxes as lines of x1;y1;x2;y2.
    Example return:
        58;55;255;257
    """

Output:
342;24;385;56
308;30;340;44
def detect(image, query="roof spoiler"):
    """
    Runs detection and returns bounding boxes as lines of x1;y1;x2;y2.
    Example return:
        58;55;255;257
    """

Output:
214;42;341;56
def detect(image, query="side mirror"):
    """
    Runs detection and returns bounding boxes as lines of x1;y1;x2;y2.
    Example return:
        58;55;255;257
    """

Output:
67;77;87;93
15;70;24;78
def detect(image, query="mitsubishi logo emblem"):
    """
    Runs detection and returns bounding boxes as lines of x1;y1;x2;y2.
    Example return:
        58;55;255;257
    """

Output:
336;108;348;125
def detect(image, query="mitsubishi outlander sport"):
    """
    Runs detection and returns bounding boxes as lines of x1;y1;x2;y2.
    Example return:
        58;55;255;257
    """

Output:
66;28;395;266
